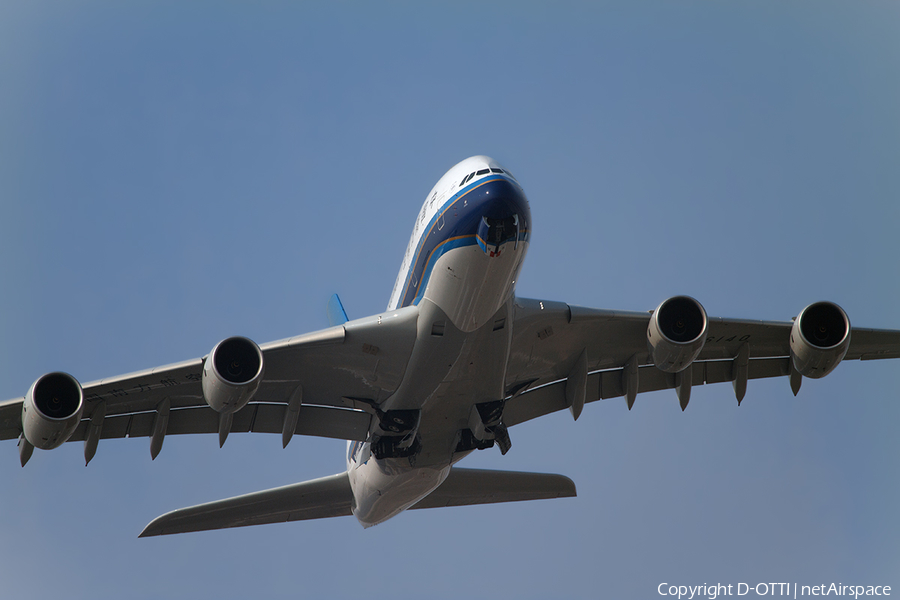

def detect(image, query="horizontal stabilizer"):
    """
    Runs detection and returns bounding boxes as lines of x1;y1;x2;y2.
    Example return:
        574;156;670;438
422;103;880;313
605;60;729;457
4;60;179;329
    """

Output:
139;472;352;537
411;467;576;510
139;468;576;537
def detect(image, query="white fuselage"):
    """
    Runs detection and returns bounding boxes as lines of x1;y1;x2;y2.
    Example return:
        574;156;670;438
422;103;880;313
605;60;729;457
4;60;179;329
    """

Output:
346;156;531;526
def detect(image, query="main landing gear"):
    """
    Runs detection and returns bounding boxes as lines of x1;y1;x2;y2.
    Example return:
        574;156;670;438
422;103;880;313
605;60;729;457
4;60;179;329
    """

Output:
455;400;512;455
371;409;420;460
367;401;512;460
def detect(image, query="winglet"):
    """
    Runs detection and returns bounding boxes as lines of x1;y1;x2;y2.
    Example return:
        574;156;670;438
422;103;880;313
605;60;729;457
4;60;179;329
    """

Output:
326;294;349;326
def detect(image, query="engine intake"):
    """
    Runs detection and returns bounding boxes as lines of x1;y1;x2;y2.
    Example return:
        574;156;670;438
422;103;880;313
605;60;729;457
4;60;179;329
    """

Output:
202;336;264;414
647;296;708;373
22;372;84;450
790;301;850;378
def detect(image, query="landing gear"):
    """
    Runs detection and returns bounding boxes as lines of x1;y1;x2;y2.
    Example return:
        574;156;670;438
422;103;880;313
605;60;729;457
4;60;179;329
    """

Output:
455;429;495;453
491;422;511;455
372;435;421;459
377;409;419;434
370;409;421;460
456;400;512;455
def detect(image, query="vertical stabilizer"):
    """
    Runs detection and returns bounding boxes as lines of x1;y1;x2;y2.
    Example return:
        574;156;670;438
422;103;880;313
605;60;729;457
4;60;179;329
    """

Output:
327;294;349;326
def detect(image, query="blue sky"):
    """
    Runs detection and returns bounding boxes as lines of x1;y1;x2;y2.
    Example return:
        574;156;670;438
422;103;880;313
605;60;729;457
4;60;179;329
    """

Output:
1;2;898;598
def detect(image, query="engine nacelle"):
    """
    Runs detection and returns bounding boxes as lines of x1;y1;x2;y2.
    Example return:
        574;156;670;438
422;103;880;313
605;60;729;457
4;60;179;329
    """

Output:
22;372;84;450
647;296;708;373
202;336;264;414
790;301;850;378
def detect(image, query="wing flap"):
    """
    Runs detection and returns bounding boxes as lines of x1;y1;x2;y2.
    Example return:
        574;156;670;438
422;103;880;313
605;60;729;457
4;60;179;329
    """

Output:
139;472;353;537
411;467;576;510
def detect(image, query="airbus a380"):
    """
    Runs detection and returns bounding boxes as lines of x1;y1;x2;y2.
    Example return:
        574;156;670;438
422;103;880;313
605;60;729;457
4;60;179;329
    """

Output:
2;156;899;536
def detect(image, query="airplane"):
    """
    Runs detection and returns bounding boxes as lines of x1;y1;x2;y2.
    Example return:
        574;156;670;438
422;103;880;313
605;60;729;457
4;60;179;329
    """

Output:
1;155;898;537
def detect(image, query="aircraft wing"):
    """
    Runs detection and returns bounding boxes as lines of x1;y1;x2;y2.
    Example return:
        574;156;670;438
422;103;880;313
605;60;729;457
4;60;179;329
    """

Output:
503;297;900;426
0;305;420;456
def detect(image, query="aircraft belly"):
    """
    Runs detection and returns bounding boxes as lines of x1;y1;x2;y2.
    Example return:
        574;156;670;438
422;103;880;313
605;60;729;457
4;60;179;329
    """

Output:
349;295;516;526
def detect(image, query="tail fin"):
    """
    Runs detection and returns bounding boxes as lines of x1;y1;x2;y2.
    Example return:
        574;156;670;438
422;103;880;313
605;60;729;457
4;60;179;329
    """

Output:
326;293;349;326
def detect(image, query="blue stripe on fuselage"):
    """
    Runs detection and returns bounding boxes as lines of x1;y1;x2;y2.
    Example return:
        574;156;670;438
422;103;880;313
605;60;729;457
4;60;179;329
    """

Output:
399;175;530;308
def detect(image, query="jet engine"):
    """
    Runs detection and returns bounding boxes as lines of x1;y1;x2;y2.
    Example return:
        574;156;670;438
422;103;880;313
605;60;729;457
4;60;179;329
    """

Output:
202;336;264;414
790;301;850;378
21;372;84;450
647;296;708;373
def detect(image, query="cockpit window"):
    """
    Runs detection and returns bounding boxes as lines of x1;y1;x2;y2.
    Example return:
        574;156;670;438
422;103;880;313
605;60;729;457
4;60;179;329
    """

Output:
477;214;520;256
461;168;508;188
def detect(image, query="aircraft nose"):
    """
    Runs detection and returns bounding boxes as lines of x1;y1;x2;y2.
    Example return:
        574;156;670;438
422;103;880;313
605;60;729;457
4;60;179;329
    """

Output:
477;213;521;255
474;180;530;255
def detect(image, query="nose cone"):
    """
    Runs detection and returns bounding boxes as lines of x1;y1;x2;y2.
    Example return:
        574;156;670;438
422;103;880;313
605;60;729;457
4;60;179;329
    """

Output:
473;178;530;257
470;177;530;240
